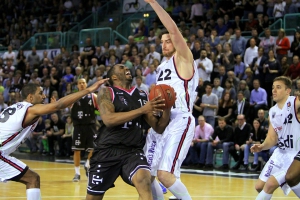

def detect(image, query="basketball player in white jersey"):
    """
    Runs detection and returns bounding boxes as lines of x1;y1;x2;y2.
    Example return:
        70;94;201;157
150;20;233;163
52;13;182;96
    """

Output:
144;0;199;199
0;79;108;200
251;76;300;200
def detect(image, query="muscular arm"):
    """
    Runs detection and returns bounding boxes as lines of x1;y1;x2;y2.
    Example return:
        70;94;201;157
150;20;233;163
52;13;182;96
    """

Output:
144;109;171;134
98;87;164;128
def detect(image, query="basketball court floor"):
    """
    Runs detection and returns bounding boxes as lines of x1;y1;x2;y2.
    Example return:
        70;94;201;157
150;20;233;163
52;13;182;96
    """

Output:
0;154;298;200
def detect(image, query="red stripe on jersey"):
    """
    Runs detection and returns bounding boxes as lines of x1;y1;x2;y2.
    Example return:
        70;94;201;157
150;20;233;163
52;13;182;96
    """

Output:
92;93;99;110
108;87;115;102
172;56;194;81
170;116;191;174
184;80;190;112
114;86;136;95
0;152;23;172
1;132;20;147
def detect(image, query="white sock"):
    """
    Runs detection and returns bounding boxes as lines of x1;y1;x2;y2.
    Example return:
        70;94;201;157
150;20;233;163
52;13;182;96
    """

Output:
151;179;164;200
291;182;300;198
255;190;272;200
75;166;80;175
167;179;191;200
85;159;90;168
26;188;41;200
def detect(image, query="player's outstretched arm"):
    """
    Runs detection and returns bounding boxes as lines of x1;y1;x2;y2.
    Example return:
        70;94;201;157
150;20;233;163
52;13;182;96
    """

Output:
26;79;109;125
144;108;171;134
145;0;193;62
98;87;165;127
251;117;277;153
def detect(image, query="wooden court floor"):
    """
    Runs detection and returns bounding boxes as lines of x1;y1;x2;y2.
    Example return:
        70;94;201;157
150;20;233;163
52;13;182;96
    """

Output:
0;160;298;200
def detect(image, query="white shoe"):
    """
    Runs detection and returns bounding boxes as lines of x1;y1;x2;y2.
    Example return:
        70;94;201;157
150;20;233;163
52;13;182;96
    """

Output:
169;196;178;200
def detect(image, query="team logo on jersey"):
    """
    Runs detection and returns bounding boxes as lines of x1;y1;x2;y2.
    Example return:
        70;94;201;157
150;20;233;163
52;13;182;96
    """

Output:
277;134;294;150
287;102;291;108
272;112;276;118
139;91;146;97
116;92;123;95
119;96;128;105
16;103;24;109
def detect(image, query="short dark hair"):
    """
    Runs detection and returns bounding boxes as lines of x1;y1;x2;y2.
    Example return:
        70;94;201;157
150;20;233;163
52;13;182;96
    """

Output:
159;29;169;39
21;83;39;100
106;65;117;86
273;76;292;89
218;117;226;122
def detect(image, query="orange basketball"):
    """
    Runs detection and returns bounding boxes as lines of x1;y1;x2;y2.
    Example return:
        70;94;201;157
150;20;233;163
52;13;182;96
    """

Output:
149;84;176;110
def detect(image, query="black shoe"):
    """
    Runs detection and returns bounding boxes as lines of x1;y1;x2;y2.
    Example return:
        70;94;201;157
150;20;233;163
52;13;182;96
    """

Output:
217;164;229;170
240;164;248;171
249;163;259;171
231;162;241;170
204;164;214;170
197;163;205;169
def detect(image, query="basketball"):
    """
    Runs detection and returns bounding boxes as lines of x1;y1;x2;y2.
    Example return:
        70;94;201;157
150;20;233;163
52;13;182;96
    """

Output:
149;84;176;110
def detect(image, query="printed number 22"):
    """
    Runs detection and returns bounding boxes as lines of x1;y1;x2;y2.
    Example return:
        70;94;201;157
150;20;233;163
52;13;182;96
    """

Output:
157;69;171;81
284;113;293;124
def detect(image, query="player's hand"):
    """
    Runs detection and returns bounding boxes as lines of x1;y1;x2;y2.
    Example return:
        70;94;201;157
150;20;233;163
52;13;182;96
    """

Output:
145;0;156;3
142;95;165;114
50;96;56;103
250;144;264;153
235;144;240;151
88;78;109;93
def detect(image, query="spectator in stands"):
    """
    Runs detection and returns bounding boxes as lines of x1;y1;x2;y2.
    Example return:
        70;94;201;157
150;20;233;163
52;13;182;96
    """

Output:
220;32;233;47
190;0;204;21
154;37;162;54
259;28;276;56
201;83;218;127
243;118;266;171
250;79;268;116
246;29;261;49
218;0;235;17
0;94;8;112
223;78;237;101
145;64;156;87
231;28;246;57
165;0;174;14
134;19;149;38
263;49;282;105
206;117;234;170
257;109;269;131
233;91;250;120
218;65;228;88
280;56;289;76
27;117;45;154
273;0;285;19
189;115;214;168
192;40;201;60
172;0;183;16
276;29;290;62
230;114;252;170
38;58;51;78
216;92;234;124
93;47;105;65
286;55;300;85
244;12;258;31
47;113;65;156
121;54;133;70
285;0;298;13
145;44;161;64
88;68;103;87
113;39;124;59
212;77;224;100
221;43;234;72
215;18;228;36
234;55;246;80
244;38;258;68
231;16;244;32
292;79;300;96
291;30;300;58
135;75;149;93
89;58;98;79
243;0;255;19
190;20;200;36
81;37;95;64
196;49;213;82
196;29;208;50
61;115;73;157
250;47;267;85
255;0;265;16
207;29;220;52
3;45;16;64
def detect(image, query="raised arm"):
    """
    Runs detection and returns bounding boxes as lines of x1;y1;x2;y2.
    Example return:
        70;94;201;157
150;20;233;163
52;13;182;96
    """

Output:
98;87;165;128
146;0;193;63
25;78;109;127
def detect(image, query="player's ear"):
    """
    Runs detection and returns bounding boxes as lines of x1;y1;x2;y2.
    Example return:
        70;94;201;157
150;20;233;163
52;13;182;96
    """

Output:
111;74;118;82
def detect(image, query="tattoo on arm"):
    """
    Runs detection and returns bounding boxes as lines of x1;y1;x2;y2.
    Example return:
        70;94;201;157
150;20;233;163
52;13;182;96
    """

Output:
97;87;115;115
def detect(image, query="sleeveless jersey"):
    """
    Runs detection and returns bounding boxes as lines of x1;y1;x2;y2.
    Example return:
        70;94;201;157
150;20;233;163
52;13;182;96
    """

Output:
71;93;96;125
0;102;38;155
94;86;148;149
269;96;300;152
156;55;199;115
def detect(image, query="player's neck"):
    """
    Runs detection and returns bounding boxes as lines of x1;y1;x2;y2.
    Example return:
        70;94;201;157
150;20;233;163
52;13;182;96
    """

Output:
277;96;289;109
114;82;132;90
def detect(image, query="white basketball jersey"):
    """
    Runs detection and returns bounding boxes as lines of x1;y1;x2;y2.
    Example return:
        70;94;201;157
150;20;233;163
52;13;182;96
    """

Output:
0;102;38;155
156;55;199;114
269;96;300;152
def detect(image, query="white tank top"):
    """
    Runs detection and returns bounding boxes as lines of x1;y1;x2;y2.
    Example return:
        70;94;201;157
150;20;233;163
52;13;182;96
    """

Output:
0;102;38;155
156;55;199;115
269;96;300;152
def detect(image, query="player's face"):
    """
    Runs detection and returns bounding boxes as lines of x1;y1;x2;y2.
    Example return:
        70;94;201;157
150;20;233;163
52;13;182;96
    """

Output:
77;79;87;91
161;34;176;58
116;65;132;83
33;86;46;104
272;81;291;103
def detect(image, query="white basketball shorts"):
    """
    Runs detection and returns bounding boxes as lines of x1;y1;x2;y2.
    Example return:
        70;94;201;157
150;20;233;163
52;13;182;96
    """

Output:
0;152;28;182
259;148;298;195
144;113;195;178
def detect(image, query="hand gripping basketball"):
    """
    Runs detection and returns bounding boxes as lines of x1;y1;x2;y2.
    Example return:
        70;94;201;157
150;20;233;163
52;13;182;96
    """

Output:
149;84;176;110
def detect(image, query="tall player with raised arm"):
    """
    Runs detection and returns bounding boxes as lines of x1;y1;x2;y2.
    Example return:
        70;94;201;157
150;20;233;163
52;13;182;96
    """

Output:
144;0;199;199
0;79;108;200
251;76;300;199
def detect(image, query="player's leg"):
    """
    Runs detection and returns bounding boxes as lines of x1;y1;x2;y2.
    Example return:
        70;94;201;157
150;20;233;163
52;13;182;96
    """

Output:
132;169;152;200
84;124;97;177
86;194;104;200
150;176;165;200
286;153;300;197
255;179;266;193
72;126;85;181
15;169;41;200
157;116;194;200
256;176;279;200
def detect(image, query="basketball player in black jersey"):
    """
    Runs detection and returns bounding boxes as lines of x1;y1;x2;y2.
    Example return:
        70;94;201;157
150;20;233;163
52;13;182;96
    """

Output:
85;64;171;200
71;78;98;182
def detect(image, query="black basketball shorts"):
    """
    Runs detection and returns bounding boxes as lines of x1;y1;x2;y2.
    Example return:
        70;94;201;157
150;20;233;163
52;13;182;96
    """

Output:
72;124;97;151
86;148;150;195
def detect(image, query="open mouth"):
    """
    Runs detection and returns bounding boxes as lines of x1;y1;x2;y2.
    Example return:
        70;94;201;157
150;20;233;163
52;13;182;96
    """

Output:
125;71;131;76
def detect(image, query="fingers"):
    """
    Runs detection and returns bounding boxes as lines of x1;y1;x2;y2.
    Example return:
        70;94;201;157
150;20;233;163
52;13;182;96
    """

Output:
151;94;162;101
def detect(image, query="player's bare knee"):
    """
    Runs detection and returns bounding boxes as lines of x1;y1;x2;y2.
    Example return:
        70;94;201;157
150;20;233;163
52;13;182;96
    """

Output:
264;179;278;194
28;172;40;188
286;172;298;187
255;182;264;193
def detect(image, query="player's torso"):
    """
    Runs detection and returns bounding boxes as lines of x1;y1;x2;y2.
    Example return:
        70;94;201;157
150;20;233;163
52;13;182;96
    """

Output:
156;56;198;114
270;96;300;151
95;87;148;148
0;102;38;154
71;94;96;125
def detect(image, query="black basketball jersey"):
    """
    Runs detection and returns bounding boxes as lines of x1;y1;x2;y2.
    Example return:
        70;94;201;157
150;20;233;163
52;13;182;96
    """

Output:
71;93;96;125
94;86;149;150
